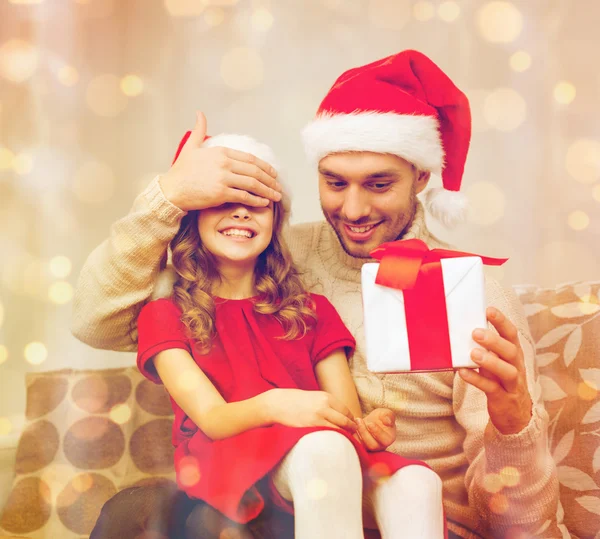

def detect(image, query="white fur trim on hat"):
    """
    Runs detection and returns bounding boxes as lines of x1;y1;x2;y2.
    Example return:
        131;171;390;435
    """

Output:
151;267;178;300
203;134;279;170
424;187;468;228
203;133;290;214
302;112;443;173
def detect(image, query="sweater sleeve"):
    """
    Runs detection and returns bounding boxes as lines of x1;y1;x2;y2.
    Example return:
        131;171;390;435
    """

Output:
453;279;560;535
71;176;186;352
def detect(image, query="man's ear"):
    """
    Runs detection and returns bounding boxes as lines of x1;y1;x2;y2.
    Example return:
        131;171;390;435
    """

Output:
415;170;431;195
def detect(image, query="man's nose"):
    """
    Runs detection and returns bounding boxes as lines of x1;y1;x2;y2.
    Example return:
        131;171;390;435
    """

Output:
341;187;370;222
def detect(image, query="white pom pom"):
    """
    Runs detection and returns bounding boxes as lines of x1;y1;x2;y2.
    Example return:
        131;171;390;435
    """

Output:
151;267;178;300
424;187;468;228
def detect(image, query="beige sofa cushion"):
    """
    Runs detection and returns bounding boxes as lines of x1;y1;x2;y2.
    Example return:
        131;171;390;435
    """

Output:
516;282;600;538
0;368;175;538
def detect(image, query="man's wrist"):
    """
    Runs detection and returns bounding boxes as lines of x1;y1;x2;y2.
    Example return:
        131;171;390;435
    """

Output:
158;172;185;211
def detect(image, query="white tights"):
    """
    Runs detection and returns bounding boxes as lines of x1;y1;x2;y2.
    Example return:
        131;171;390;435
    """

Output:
272;431;444;539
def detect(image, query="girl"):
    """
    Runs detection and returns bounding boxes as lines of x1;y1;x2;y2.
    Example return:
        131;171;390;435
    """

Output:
137;132;446;538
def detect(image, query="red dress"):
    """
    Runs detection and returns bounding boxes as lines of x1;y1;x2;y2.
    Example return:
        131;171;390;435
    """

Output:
137;294;427;524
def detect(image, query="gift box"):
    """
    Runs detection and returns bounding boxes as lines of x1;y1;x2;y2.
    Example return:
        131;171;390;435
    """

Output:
361;239;507;373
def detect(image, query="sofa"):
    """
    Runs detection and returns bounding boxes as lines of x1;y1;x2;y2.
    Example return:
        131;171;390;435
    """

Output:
1;281;599;539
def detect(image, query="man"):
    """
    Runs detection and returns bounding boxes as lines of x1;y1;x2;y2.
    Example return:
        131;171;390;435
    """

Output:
73;50;561;538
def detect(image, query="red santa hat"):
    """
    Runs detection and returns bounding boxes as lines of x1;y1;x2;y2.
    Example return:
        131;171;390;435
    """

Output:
301;49;471;228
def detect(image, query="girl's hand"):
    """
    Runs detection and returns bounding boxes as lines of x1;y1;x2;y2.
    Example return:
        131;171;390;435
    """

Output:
160;112;282;212
355;408;396;452
265;388;357;433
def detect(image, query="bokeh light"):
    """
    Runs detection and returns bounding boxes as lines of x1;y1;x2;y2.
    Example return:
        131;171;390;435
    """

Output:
58;65;79;87
251;7;273;30
412;0;435;21
164;0;205;17
48;281;74;304
499;466;520;487
0;345;8;366
593;184;600;202
477;2;523;43
220;48;263;91
49;256;72;279
578;381;598;400
482;473;504;493
120;74;144;97
483;88;527;131
178;456;201;487
567;210;590;231
466;181;506;226
306;478;328;500
86;74;128;117
204;7;226;26
565;139;600;184
24;342;48;365
489;493;509;514
13;152;34;175
0;39;39;83
578;295;600;315
554;81;576;105
0;147;14;169
0;418;12;436
72;161;116;204
509;51;531;72
109;404;132;424
368;0;411;30
72;473;94;493
438;1;460;22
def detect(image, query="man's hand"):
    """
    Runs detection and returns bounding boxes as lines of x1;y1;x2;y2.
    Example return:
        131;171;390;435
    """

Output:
160;112;282;211
458;307;533;435
355;408;396;451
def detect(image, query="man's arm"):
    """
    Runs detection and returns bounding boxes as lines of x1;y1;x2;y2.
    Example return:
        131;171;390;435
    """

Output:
71;176;185;351
72;113;282;352
454;281;561;535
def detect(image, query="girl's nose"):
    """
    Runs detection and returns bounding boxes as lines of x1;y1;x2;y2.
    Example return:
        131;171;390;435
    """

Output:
231;205;251;220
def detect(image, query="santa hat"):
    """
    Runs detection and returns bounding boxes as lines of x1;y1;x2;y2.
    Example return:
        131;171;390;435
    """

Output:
301;49;471;228
152;131;287;300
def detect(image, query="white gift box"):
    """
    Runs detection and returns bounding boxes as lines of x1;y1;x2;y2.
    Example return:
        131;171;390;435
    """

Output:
361;256;487;373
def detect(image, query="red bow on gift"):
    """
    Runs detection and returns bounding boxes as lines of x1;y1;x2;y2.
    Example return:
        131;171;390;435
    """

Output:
368;239;508;371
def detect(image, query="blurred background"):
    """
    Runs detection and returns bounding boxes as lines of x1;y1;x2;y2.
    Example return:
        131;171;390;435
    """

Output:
0;0;599;470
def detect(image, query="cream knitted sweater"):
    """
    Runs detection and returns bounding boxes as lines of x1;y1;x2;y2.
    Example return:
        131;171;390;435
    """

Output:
72;177;561;538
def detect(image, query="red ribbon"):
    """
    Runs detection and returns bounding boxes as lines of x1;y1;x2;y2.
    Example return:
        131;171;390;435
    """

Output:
369;239;508;371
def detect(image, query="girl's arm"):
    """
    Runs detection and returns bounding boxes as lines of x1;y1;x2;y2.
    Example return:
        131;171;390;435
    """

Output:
314;348;363;419
154;348;271;440
154;348;358;440
315;348;396;451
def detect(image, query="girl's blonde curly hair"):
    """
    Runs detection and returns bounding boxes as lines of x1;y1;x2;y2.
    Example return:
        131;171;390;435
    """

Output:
170;202;317;354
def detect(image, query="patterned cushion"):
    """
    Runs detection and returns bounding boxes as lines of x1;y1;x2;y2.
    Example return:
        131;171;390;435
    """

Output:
515;281;600;538
0;368;175;538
